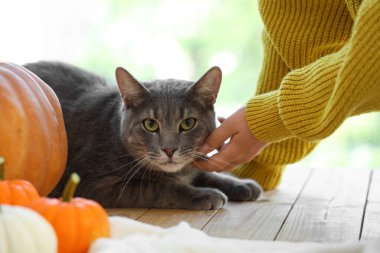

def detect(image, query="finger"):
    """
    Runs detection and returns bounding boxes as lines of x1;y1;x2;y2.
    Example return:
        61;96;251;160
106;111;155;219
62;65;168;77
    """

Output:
217;142;227;151
192;158;238;172
192;159;224;172
207;146;239;171
223;162;239;171
217;116;226;124
193;144;238;171
197;144;214;154
198;120;236;154
193;157;238;172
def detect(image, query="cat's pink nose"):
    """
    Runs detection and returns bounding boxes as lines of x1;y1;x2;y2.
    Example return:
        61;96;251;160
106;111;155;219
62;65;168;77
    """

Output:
163;148;176;158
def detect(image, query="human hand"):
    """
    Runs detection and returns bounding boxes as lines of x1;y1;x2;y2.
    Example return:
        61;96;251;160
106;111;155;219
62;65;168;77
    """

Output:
192;107;269;171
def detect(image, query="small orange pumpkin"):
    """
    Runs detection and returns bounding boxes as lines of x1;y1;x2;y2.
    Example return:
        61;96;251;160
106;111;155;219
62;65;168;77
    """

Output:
0;62;67;196
28;173;110;253
0;157;40;206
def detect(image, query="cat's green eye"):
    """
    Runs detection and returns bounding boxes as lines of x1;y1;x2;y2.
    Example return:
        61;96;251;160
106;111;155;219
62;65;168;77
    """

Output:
180;117;196;131
143;119;159;132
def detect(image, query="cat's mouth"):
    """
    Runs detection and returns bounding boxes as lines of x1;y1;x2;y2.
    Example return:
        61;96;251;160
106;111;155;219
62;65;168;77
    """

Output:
158;159;177;165
156;162;184;173
149;156;191;173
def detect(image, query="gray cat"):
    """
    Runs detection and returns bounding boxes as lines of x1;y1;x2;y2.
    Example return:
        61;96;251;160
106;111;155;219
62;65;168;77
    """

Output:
24;61;263;210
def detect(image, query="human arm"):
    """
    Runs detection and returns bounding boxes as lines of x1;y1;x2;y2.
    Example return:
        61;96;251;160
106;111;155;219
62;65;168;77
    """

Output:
193;0;380;174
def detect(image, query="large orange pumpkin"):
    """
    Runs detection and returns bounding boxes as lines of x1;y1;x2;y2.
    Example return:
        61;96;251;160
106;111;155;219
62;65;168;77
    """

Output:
0;62;67;196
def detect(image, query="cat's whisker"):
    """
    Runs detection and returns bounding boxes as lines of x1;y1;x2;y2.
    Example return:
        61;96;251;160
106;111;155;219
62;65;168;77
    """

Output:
105;152;137;165
118;156;147;190
117;165;145;204
93;156;146;177
188;153;229;170
191;154;208;161
147;162;154;189
117;157;146;193
181;150;209;160
139;169;148;197
181;150;213;167
192;151;232;166
182;152;206;161
110;153;130;161
139;159;153;197
116;156;149;204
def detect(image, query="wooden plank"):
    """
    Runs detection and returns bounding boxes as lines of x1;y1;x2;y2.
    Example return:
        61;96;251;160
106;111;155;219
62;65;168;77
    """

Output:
106;208;148;220
367;170;380;202
276;168;370;242
361;203;380;241
202;202;292;240
202;167;311;240
137;209;217;229
361;170;380;241
263;166;312;204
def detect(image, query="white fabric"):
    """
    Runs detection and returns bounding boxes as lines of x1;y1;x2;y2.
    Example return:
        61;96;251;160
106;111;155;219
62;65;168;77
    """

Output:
89;216;380;253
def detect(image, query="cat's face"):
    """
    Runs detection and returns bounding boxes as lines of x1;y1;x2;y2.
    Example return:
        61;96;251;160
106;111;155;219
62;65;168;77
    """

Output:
116;67;222;173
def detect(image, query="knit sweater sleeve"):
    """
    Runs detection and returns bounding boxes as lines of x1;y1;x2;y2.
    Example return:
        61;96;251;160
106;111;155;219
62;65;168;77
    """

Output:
246;0;380;143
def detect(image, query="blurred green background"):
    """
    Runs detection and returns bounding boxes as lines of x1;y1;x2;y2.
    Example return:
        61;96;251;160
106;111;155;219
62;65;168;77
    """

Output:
77;0;263;107
1;0;379;169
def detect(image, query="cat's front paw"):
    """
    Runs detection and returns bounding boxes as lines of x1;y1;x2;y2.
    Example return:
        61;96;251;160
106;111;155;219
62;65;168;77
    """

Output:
191;189;227;210
228;179;263;201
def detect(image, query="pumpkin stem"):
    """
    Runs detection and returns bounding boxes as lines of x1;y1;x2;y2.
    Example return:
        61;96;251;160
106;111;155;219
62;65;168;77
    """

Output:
0;157;5;181
62;173;80;202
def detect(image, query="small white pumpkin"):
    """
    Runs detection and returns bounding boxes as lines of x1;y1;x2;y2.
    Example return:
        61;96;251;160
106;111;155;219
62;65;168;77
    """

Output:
0;205;57;253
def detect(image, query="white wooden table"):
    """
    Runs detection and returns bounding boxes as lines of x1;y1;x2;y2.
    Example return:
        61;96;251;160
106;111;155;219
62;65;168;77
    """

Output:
107;167;380;242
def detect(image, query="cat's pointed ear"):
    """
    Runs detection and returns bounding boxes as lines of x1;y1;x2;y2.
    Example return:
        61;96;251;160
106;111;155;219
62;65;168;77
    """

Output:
188;66;222;105
115;67;149;108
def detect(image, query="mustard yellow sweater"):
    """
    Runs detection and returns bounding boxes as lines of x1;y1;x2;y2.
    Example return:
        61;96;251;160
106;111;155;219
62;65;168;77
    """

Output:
232;0;380;190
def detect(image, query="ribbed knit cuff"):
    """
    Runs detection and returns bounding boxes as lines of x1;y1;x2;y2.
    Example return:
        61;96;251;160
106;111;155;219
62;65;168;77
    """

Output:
232;160;286;190
246;90;292;143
